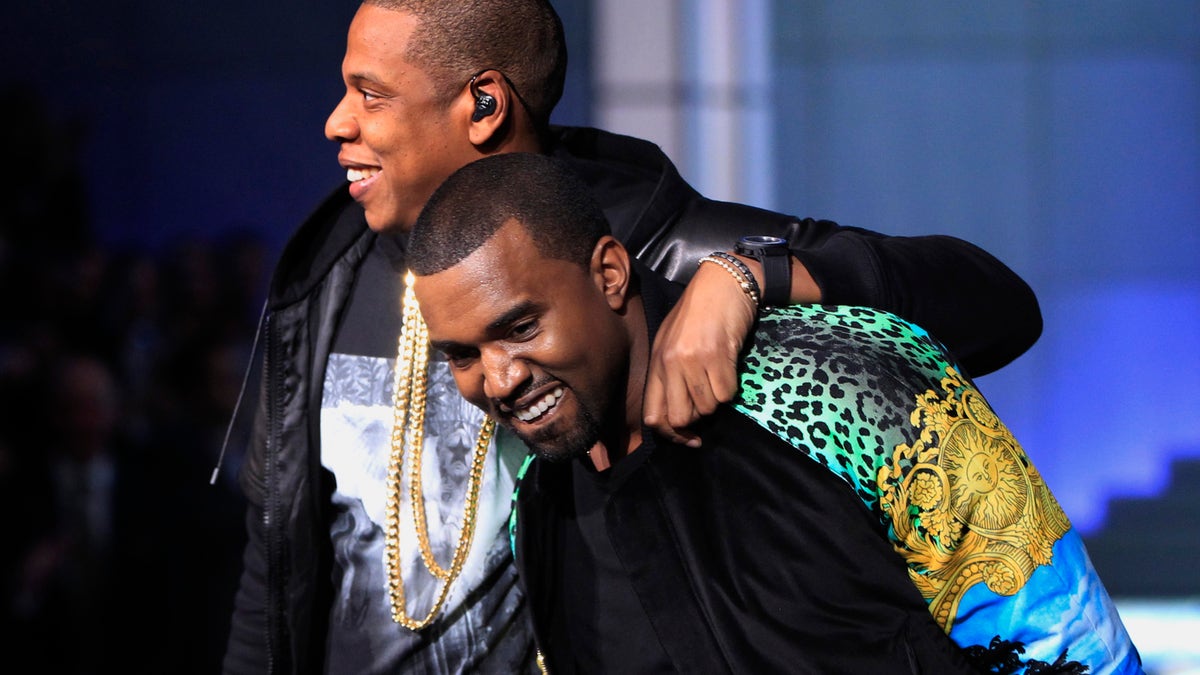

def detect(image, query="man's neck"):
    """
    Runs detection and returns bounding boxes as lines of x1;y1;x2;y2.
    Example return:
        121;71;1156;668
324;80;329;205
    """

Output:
587;293;648;472
483;117;545;157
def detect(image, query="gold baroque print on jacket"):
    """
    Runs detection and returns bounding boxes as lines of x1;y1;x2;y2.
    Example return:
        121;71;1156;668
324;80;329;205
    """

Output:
876;367;1071;633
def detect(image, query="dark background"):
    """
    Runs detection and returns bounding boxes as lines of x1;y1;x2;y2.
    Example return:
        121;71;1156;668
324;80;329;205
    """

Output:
0;2;591;672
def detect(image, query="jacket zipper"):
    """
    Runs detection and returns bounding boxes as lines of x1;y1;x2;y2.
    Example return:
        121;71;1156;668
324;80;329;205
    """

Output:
263;311;280;674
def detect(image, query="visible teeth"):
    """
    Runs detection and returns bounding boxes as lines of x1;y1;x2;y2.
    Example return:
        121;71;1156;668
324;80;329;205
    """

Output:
515;387;564;422
346;167;379;182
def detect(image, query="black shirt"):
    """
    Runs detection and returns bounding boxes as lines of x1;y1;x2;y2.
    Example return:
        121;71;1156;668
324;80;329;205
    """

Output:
550;448;673;673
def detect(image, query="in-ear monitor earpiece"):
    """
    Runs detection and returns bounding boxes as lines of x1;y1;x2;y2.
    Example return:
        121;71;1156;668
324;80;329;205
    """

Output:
472;93;497;122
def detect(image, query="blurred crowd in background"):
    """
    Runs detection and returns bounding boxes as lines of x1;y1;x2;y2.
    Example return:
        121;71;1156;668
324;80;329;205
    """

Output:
0;84;258;674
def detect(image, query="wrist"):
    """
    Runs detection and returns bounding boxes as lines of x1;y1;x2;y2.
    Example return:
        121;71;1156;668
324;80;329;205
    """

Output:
697;253;761;314
727;251;766;300
733;235;791;308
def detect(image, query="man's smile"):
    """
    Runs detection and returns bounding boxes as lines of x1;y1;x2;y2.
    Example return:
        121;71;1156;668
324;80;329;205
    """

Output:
512;386;564;422
345;165;382;200
495;382;567;426
346;166;380;182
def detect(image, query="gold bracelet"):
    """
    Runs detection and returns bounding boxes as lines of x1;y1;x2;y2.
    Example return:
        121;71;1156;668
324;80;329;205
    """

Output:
698;255;760;309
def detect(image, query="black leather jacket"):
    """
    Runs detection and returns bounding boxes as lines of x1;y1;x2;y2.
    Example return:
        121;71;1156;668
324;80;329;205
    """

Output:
222;126;1041;674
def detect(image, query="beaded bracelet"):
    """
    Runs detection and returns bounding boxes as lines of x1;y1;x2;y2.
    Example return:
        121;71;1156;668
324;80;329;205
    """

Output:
698;254;760;309
709;251;763;303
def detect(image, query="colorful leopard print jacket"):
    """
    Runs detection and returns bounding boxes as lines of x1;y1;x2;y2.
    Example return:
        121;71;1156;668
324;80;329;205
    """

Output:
508;304;1142;674
732;305;1142;674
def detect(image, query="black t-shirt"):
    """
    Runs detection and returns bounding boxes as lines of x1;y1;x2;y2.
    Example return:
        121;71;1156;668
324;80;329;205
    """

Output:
333;232;406;358
548;447;674;673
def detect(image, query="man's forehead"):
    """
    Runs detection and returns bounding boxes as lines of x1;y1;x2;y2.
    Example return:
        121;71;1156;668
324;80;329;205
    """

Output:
449;220;544;278
448;224;542;293
414;225;568;329
346;4;418;66
414;229;524;301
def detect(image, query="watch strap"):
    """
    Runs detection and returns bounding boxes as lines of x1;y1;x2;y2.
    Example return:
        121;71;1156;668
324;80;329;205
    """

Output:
758;249;791;308
735;237;791;308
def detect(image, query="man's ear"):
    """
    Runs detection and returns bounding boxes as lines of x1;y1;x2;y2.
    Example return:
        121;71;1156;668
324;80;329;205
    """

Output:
590;236;631;311
462;69;512;148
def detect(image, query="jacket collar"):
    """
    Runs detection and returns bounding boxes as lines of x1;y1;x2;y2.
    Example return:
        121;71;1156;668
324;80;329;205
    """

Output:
268;184;374;308
549;126;700;255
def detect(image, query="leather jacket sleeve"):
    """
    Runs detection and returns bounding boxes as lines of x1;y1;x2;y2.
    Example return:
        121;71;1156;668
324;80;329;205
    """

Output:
789;223;1041;377
634;197;1041;378
223;362;270;674
223;500;270;674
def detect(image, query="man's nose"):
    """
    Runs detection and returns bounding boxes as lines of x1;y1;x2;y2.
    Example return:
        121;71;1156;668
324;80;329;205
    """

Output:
324;95;357;142
481;348;530;403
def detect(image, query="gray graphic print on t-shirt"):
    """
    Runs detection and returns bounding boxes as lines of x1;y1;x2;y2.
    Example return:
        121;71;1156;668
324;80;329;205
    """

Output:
319;352;531;674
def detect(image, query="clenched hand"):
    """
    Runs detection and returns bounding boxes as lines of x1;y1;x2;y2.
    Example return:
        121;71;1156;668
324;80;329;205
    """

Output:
643;261;757;446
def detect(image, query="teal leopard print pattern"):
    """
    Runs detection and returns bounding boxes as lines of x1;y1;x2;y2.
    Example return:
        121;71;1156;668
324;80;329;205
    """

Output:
732;304;959;516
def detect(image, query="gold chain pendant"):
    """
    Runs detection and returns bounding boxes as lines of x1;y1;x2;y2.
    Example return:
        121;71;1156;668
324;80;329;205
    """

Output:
384;271;496;630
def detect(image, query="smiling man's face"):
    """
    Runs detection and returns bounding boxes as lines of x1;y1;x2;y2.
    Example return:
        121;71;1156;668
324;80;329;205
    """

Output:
324;4;480;232
415;220;632;462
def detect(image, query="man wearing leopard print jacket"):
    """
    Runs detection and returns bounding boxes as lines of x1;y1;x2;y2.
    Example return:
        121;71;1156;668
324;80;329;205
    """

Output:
408;153;1143;674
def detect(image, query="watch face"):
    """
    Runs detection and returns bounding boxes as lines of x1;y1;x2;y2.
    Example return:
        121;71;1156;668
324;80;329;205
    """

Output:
737;235;788;250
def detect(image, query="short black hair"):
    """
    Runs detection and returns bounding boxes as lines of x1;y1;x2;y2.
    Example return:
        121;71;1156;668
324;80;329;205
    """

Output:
408;153;610;277
364;0;566;127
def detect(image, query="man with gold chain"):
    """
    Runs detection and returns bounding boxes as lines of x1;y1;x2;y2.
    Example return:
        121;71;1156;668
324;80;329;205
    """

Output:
222;1;1042;673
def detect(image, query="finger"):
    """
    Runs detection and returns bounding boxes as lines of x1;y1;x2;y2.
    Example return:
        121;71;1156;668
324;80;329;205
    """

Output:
663;363;700;431
645;359;700;436
706;354;741;404
687;371;721;416
668;427;703;448
643;365;668;428
650;414;702;447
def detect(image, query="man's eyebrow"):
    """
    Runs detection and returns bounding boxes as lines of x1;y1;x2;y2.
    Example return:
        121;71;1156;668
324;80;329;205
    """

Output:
429;338;466;354
428;300;540;353
488;300;539;332
346;72;385;88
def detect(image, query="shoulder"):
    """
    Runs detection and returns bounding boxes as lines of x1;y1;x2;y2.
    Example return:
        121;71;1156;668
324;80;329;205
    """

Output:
736;305;959;436
748;305;951;375
733;305;963;508
269;183;372;305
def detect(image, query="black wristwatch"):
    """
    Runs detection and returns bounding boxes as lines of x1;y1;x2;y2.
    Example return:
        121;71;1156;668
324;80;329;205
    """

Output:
734;235;791;308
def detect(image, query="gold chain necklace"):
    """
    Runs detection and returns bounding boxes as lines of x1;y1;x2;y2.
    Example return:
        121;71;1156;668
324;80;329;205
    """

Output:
384;270;496;630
